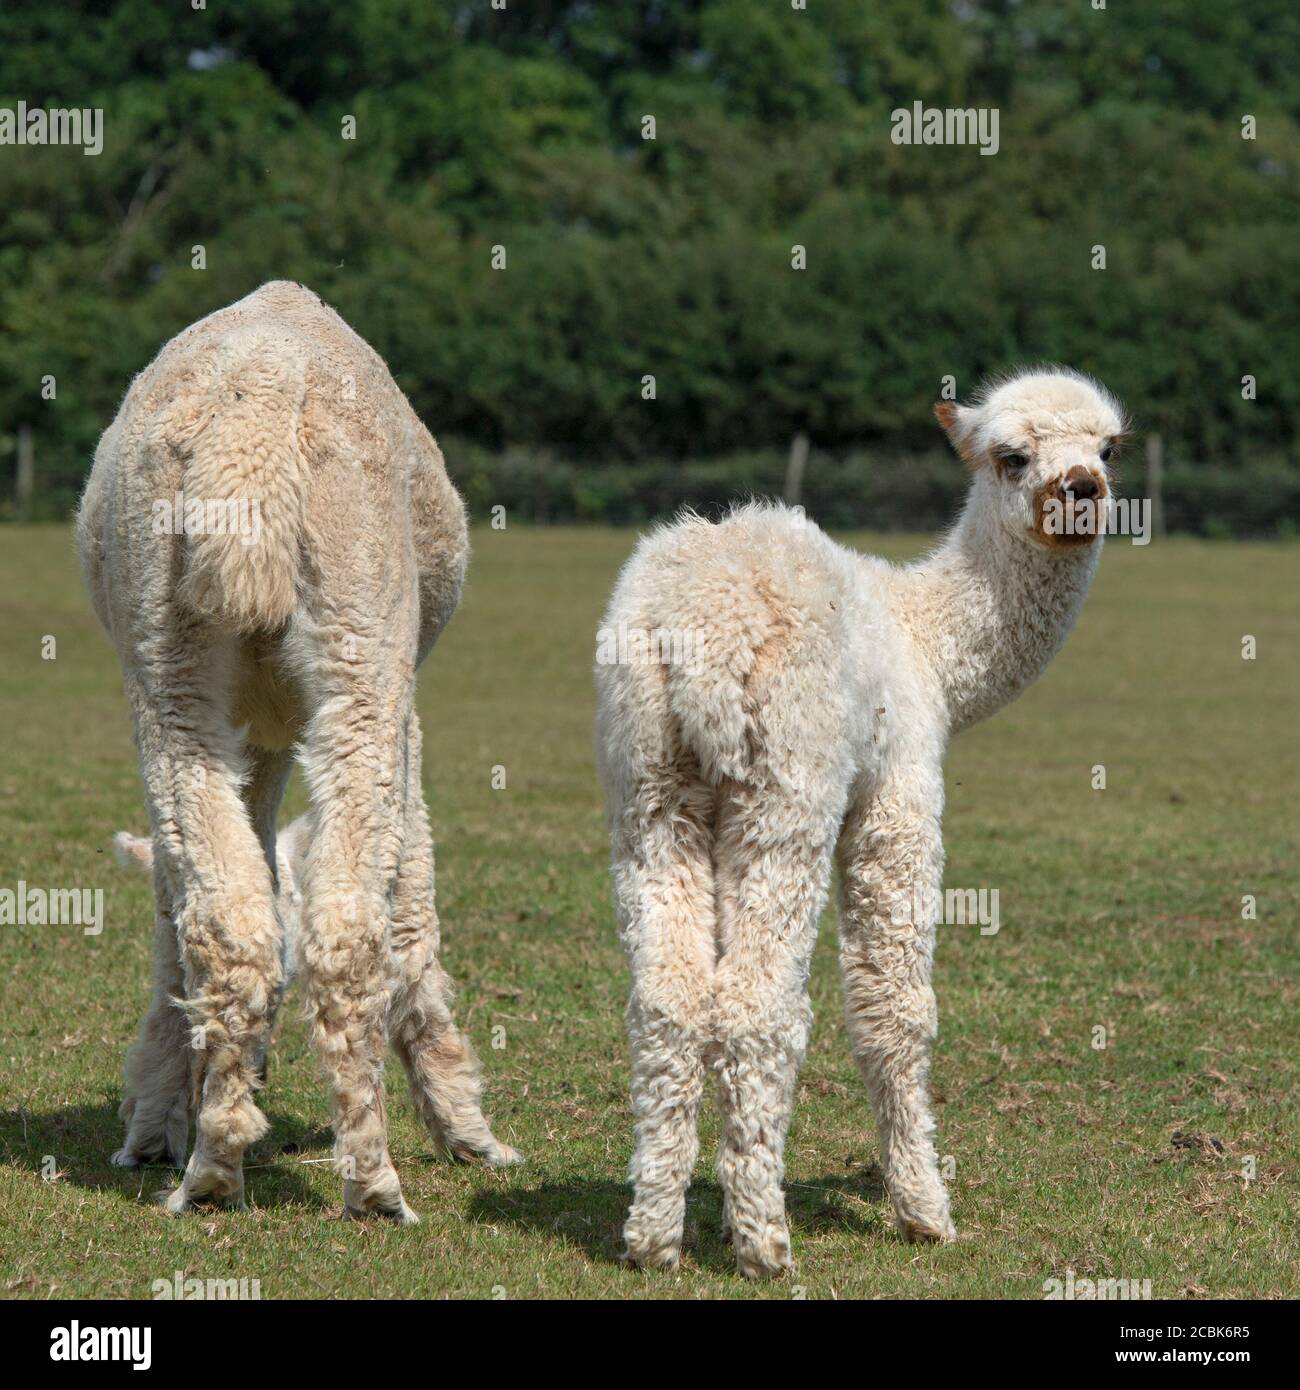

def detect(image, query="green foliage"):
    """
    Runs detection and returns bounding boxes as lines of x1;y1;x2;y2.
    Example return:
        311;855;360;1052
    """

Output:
0;1;1297;530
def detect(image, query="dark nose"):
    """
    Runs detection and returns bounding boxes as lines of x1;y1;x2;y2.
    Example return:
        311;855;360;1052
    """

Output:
1060;469;1100;501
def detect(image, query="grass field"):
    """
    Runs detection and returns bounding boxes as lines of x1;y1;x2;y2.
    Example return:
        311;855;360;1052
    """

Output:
0;523;1296;1300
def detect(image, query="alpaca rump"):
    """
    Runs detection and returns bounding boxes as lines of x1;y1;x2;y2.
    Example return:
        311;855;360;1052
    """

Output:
595;366;1126;1278
78;281;519;1221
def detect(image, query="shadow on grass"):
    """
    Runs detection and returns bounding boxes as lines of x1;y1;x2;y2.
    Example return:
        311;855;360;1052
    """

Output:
0;1101;333;1211
467;1168;888;1271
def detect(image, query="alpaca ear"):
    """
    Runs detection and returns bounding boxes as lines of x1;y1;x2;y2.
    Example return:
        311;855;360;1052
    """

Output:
933;401;980;467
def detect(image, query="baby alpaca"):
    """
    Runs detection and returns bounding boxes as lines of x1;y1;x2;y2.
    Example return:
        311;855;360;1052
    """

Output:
595;367;1125;1277
78;281;519;1221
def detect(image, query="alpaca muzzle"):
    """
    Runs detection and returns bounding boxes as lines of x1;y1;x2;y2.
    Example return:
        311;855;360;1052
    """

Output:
1058;465;1105;503
1034;467;1109;547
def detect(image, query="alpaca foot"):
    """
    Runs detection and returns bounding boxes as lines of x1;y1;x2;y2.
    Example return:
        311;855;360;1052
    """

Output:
162;1185;247;1215
474;1140;524;1169
343;1198;420;1225
894;1190;957;1244
622;1218;682;1271
888;1167;956;1244
342;1177;420;1225
622;1242;681;1271
343;1196;421;1226
113;1099;188;1170
444;1134;525;1167
112;1137;185;1170
899;1214;957;1244
733;1222;794;1280
161;1158;245;1214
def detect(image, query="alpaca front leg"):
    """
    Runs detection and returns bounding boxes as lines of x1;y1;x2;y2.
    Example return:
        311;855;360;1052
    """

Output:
391;945;519;1167
242;746;294;1087
112;867;190;1170
836;786;955;1243
390;713;520;1168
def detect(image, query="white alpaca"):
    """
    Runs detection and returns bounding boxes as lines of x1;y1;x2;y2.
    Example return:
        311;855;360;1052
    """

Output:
595;367;1126;1277
78;281;519;1221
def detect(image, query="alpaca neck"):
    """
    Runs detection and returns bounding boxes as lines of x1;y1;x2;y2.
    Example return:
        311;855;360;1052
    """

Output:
895;490;1101;735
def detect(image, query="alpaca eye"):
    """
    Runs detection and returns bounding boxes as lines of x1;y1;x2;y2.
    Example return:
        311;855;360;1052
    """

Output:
1002;451;1029;470
1099;444;1116;463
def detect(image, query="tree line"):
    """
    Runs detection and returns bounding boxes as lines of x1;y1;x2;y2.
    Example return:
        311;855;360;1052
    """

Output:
1;1;1297;532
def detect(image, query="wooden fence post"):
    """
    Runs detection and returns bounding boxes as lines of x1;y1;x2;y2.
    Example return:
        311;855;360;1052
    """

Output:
1145;431;1165;538
16;423;34;522
784;432;809;507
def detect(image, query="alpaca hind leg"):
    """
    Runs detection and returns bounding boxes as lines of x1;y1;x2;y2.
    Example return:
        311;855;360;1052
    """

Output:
615;771;716;1270
712;788;832;1279
125;646;282;1212
623;986;711;1270
389;711;520;1167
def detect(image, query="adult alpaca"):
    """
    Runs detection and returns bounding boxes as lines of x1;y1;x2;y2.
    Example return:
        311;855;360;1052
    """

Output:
78;281;519;1222
595;367;1126;1277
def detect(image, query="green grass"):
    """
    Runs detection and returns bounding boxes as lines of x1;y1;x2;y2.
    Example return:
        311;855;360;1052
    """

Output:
0;524;1297;1300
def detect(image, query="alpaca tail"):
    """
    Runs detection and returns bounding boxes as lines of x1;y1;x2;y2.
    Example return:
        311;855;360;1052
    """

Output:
175;331;308;632
667;659;754;786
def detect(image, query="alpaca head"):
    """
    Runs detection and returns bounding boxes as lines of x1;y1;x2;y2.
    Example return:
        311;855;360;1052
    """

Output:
935;368;1127;551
